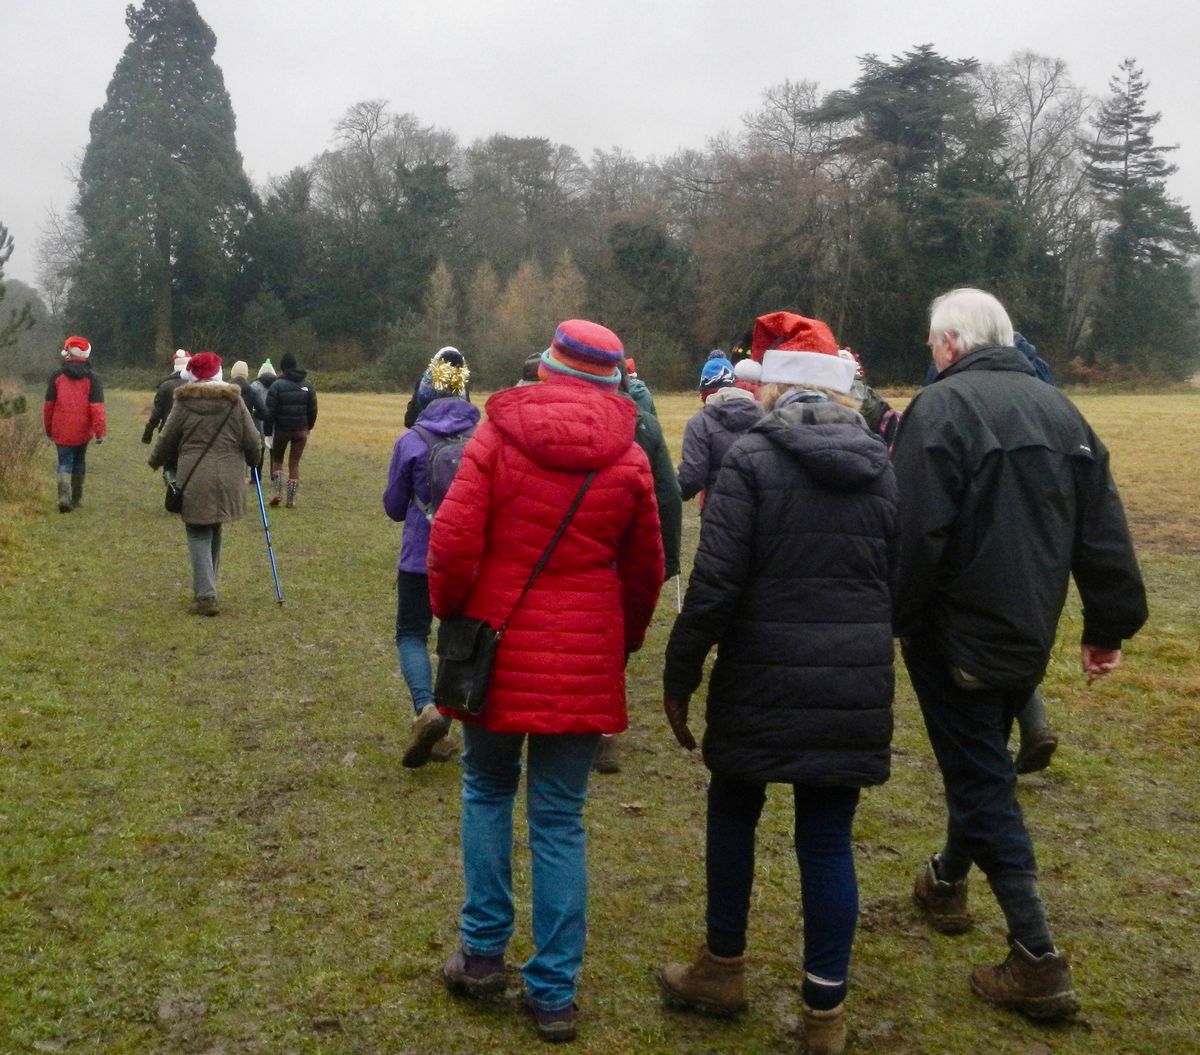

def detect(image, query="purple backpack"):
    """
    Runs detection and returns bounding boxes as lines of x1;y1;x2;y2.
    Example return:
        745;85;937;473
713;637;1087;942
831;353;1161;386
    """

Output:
411;424;475;522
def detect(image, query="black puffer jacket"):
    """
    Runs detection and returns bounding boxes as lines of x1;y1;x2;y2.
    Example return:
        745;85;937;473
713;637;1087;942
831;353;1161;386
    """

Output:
676;387;764;501
265;368;318;434
664;398;898;787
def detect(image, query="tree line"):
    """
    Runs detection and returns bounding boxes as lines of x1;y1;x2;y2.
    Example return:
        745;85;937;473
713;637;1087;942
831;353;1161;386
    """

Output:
20;0;1200;387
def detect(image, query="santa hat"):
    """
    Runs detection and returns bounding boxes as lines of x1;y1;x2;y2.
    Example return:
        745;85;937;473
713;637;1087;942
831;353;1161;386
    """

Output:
172;348;191;372
183;351;222;383
538;319;623;391
624;357;637;378
62;335;91;360
752;312;855;394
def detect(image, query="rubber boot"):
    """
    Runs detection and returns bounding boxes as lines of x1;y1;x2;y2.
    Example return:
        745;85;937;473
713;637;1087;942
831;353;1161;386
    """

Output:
658;945;747;1016
70;473;84;509
1015;690;1058;774
803;1003;847;1055
285;479;299;508
57;473;73;513
269;473;283;507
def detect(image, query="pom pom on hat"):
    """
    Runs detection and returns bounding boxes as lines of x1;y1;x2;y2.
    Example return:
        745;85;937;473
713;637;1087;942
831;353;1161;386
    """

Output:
172;348;191;371
538;319;623;391
734;358;762;383
62;335;91;360
752;311;855;394
183;351;222;383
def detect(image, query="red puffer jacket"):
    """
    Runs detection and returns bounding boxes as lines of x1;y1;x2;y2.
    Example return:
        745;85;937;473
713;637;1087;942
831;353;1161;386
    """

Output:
428;379;665;735
44;360;107;446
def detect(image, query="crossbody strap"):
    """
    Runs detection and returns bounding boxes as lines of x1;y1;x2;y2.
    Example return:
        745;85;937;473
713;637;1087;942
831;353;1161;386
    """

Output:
176;401;237;495
497;470;597;635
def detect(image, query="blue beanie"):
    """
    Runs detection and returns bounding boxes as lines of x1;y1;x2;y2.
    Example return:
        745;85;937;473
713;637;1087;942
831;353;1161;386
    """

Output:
699;355;735;391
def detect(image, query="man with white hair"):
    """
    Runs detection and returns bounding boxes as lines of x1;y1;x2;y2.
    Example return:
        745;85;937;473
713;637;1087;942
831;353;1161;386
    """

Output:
891;287;1147;1021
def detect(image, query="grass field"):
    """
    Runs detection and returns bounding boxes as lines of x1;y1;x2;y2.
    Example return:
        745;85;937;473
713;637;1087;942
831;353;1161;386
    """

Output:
2;388;1198;1054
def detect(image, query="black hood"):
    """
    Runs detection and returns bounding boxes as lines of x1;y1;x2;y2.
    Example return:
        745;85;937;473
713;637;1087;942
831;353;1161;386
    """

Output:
754;399;889;491
62;360;92;380
281;368;308;383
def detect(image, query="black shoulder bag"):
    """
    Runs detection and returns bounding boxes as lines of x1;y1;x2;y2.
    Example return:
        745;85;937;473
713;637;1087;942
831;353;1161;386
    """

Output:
434;470;597;715
165;403;237;514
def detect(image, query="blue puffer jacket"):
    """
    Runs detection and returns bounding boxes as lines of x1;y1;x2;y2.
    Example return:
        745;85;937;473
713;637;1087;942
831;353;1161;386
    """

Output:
664;397;898;787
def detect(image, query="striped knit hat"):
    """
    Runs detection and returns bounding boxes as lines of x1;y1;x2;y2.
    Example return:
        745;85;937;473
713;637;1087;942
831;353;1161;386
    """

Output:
538;319;623;391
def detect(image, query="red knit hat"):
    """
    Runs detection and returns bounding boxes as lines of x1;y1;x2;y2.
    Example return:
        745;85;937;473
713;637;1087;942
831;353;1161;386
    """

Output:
185;351;222;381
62;335;91;360
538;319;623;391
751;312;855;393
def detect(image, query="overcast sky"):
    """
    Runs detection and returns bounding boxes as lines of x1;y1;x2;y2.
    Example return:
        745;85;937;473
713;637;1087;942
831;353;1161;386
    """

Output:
4;0;1198;290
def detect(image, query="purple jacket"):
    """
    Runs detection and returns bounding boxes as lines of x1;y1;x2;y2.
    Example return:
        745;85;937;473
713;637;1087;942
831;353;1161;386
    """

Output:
383;396;480;573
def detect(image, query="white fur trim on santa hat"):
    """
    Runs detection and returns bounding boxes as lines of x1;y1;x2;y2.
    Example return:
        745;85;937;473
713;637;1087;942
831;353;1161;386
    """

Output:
181;366;224;384
761;348;856;393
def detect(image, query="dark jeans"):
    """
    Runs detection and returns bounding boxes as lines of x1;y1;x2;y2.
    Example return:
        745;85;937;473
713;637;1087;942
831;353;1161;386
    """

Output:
901;633;1037;881
56;443;88;474
271;430;308;480
396;570;434;715
705;773;860;987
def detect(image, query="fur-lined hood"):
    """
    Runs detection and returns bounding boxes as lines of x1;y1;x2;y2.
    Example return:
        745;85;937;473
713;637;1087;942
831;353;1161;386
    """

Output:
174;381;242;403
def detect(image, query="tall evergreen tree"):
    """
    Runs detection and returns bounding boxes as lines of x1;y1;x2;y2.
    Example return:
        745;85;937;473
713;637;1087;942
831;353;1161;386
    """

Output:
0;223;35;361
1083;59;1200;375
71;0;256;363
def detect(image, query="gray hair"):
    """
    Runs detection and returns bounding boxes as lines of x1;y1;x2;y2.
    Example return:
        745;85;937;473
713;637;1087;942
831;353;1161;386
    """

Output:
929;288;1014;354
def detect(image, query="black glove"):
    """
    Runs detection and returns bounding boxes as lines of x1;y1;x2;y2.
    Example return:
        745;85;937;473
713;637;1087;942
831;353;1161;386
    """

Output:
141;422;155;444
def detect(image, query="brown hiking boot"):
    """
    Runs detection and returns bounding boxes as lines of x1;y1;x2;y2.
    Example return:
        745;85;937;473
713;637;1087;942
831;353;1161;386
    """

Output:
187;597;220;617
403;704;452;769
803;1003;846;1055
524;996;579;1042
658;945;747;1016
913;857;972;934
428;734;459;763
971;940;1079;1021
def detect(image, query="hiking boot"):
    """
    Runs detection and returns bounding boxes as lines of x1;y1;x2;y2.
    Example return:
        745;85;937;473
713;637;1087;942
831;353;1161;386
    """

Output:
970;940;1079;1021
913;857;972;934
1015;728;1059;774
441;946;507;996
269;473;282;507
403;704;452;769
70;474;84;508
525;997;578;1043
429;735;460;763
57;473;73;513
593;735;620;774
188;597;220;617
803;1002;846;1055
658;945;747;1016
285;479;299;508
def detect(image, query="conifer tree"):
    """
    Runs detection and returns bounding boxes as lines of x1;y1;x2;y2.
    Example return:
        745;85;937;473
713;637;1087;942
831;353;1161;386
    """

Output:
1083;59;1199;375
71;0;255;362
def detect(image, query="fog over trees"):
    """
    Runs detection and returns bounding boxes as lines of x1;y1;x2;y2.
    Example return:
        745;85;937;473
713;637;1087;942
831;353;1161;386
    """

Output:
32;1;1200;386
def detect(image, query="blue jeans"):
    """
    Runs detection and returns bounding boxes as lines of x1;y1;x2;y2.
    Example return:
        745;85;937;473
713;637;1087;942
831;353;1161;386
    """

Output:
705;774;860;991
459;724;600;1011
395;571;434;715
56;443;88;474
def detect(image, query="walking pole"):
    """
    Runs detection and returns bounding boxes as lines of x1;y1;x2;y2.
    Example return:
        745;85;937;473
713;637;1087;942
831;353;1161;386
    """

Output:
676;574;682;614
252;465;284;605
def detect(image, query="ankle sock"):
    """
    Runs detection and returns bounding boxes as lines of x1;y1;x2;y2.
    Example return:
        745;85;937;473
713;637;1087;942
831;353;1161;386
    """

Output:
802;973;847;1011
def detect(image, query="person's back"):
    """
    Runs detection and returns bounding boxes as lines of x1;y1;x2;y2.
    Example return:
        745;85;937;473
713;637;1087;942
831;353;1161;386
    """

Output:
677;386;763;503
264;352;317;507
893;344;1144;688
